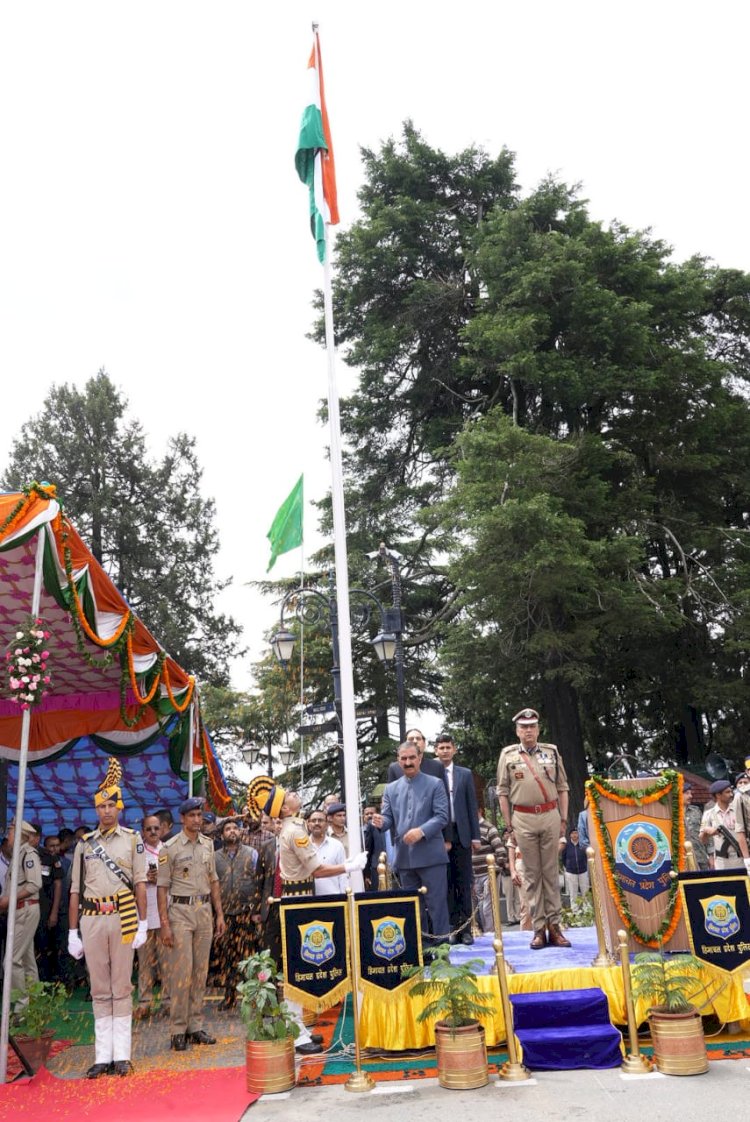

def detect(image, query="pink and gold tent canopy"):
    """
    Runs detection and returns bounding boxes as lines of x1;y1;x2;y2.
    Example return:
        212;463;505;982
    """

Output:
0;484;232;817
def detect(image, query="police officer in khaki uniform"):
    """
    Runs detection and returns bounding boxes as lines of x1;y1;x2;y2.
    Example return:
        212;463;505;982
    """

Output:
157;796;226;1052
68;759;149;1077
0;820;42;1009
246;777;367;1055
497;708;572;950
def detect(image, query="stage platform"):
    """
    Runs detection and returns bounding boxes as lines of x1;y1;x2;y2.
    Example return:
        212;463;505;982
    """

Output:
359;926;750;1049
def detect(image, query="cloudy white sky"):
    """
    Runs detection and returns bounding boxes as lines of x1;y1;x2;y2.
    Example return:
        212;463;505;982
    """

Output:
1;1;748;724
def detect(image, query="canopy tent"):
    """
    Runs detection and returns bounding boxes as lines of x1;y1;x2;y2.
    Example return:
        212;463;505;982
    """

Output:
0;483;234;1079
0;483;231;816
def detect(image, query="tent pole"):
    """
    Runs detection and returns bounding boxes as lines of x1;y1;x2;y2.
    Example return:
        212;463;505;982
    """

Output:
188;702;195;797
0;526;46;1082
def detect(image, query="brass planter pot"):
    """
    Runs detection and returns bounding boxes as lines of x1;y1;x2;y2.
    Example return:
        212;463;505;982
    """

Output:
647;1008;708;1076
434;1020;488;1089
246;1037;296;1094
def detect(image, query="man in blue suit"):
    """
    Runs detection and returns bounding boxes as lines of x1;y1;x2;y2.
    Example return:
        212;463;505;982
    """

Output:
373;741;450;946
435;733;481;944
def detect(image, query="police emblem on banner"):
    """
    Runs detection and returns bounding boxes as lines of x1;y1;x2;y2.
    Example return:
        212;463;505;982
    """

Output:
372;916;406;961
299;920;336;966
701;895;740;941
279;896;351;1011
355;891;422;1002
679;871;750;974
607;815;673;901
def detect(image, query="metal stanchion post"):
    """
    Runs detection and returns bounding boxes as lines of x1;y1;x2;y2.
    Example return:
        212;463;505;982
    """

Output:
586;846;615;967
684;839;697;872
377;851;389;891
344;888;375;1093
486;858;528;1081
618;928;653;1073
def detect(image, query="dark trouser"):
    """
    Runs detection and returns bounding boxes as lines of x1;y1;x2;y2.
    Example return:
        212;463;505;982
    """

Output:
216;912;255;999
400;865;450;944
446;838;474;932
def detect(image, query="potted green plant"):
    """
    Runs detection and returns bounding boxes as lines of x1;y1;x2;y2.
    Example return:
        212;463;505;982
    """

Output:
10;981;69;1074
630;945;709;1075
236;949;301;1093
404;943;495;1088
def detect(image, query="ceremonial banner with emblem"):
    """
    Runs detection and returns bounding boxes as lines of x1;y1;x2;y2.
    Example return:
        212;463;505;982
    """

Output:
678;870;750;974
605;813;673;902
279;895;350;1011
353;891;422;1002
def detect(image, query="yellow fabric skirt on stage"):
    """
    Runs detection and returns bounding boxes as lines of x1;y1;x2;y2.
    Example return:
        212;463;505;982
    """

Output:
359;962;750;1049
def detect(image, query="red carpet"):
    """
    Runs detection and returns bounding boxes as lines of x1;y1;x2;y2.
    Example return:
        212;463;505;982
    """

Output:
4;1039;72;1083
0;1064;259;1122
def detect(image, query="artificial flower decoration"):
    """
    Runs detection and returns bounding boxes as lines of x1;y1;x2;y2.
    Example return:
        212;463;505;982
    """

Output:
5;617;52;709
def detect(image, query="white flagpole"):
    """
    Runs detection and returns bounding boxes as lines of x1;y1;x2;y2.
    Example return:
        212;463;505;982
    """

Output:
0;526;46;1082
322;230;364;884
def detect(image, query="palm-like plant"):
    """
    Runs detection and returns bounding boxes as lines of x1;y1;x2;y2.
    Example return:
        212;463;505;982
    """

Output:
631;946;704;1014
405;943;495;1030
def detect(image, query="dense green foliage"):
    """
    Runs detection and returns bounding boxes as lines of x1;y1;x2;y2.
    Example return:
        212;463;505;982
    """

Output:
316;123;750;815
2;370;242;685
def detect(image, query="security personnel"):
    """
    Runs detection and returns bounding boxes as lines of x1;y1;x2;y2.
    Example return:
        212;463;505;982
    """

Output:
246;776;367;1055
0;820;42;1009
497;708;571;950
68;759;148;1078
157;796;226;1052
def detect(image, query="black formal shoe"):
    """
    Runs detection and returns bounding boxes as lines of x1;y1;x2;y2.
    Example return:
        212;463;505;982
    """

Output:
110;1060;133;1077
171;1034;188;1051
295;1041;323;1055
187;1030;216;1044
86;1062;112;1079
448;932;460;944
460;931;475;945
310;1033;324;1045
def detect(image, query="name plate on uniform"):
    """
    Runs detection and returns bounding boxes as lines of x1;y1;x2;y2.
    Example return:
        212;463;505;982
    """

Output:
279;895;350;1011
353;891;422;1002
678;870;750;974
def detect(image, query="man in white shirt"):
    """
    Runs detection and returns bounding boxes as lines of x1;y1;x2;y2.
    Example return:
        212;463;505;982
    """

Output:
700;780;744;870
308;811;348;895
134;814;165;1019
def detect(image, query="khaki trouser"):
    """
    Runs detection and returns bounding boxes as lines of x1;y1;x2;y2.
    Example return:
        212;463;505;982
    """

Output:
166;900;213;1034
512;807;562;930
11;902;40;1003
137;928;167;1006
81;911;135;1018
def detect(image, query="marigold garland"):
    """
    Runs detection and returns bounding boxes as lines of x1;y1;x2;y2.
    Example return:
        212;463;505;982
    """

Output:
586;771;684;948
0;482;57;545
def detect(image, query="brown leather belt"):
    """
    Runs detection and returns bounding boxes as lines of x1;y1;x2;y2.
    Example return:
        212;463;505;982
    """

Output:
16;897;39;909
514;801;558;814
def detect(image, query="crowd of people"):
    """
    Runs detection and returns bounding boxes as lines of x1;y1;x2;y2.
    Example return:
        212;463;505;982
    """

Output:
3;705;742;1078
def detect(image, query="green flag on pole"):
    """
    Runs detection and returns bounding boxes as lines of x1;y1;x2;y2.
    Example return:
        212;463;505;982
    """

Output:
266;475;304;572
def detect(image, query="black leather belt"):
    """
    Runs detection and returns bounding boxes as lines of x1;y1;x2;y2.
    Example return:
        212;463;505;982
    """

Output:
281;879;314;897
170;894;210;904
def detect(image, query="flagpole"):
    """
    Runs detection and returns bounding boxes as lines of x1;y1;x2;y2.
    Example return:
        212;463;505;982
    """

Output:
322;231;364;883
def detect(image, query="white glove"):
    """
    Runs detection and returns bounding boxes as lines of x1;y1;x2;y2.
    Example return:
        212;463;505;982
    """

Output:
744;858;750;874
344;852;368;874
132;919;149;950
68;929;84;960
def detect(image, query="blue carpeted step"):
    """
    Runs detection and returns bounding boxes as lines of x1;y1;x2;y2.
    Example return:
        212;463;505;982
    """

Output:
515;1022;623;1071
510;987;610;1029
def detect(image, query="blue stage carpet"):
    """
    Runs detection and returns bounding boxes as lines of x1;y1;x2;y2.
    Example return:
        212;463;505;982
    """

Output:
450;926;601;974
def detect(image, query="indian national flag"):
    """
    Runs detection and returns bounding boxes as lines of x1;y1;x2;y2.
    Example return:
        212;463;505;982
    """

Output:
295;30;339;263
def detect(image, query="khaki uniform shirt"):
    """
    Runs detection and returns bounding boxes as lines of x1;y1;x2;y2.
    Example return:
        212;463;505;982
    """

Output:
71;825;147;897
157;830;218;895
279;816;323;882
17;841;43;898
497;742;569;808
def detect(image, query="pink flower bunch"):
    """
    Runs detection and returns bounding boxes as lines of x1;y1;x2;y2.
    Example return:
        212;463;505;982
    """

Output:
6;616;52;709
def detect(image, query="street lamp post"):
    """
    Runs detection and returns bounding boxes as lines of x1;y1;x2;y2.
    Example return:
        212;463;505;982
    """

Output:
375;542;407;743
271;570;398;791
